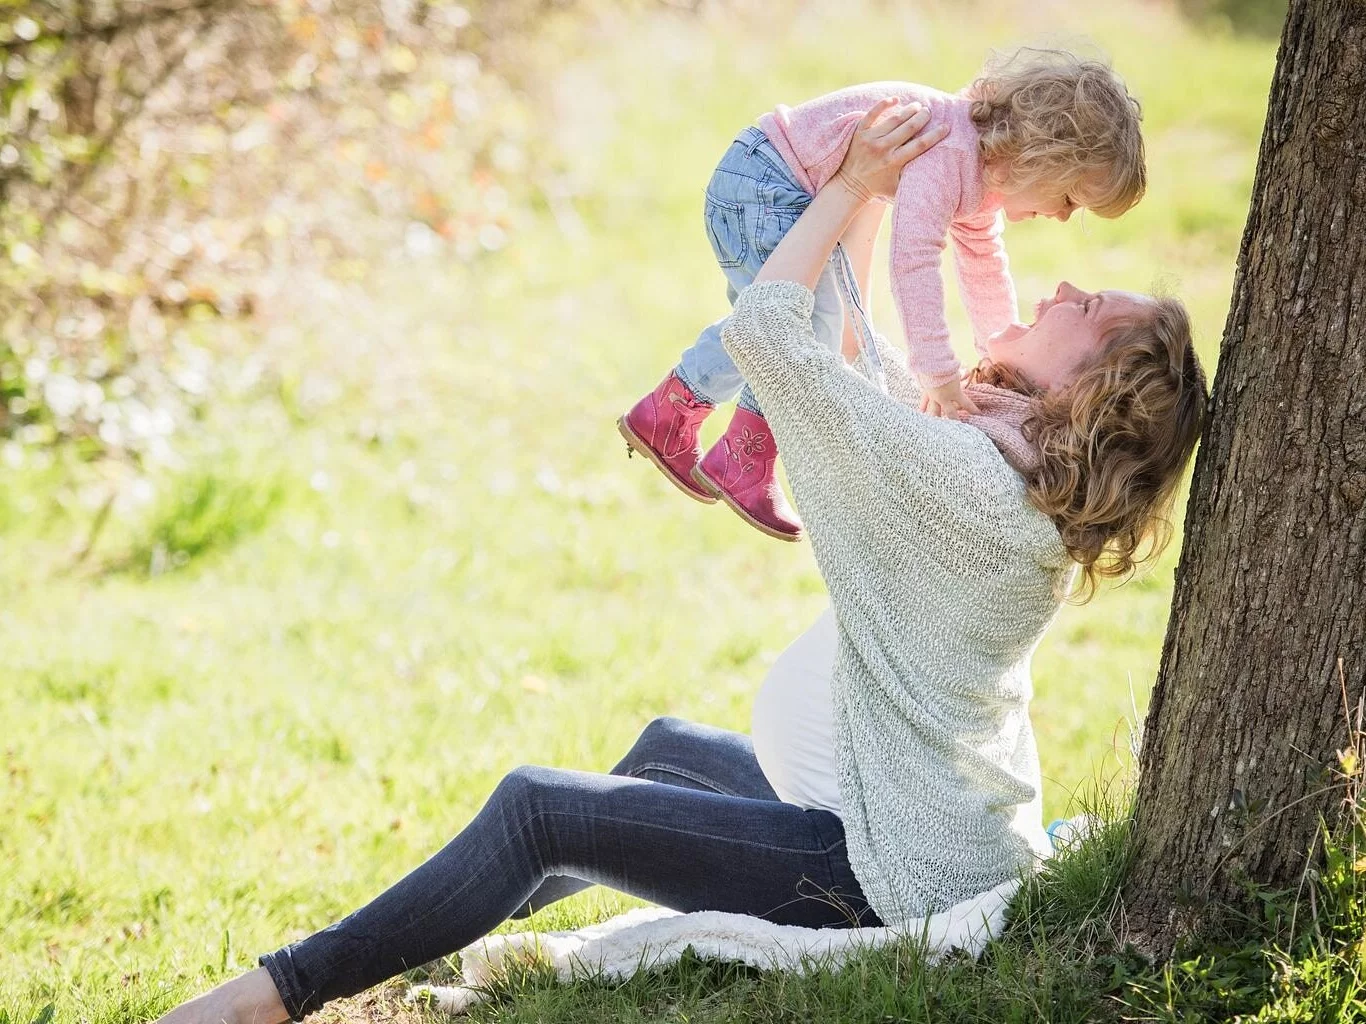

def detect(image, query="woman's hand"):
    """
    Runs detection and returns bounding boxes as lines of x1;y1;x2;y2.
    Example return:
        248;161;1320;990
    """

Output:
754;101;944;291
836;99;947;203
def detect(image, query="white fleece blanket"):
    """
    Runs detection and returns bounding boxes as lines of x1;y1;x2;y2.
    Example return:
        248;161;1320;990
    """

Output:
408;877;1021;1014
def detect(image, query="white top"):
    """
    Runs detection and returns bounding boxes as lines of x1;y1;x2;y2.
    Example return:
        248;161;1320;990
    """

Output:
722;281;1066;923
751;608;842;814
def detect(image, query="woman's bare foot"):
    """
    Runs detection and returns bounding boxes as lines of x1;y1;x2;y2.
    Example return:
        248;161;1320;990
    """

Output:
156;967;291;1024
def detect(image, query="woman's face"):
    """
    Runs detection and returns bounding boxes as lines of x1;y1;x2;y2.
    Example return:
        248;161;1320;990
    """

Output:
985;281;1154;391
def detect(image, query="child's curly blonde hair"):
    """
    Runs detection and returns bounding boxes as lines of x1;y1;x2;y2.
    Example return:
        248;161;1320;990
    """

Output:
971;299;1209;601
968;47;1146;218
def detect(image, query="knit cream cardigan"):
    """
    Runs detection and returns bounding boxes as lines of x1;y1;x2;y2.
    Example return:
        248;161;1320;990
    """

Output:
722;279;1073;925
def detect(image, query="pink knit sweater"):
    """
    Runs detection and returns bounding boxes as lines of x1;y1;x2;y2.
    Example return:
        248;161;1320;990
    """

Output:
759;83;1018;388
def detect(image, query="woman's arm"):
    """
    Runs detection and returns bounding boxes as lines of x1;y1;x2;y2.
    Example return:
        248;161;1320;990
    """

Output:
719;101;992;539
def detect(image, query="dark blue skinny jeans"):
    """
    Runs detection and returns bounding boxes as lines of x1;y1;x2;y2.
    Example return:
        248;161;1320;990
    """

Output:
259;716;879;1019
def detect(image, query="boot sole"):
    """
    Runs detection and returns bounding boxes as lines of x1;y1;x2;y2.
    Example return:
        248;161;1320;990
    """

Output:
616;417;718;505
690;465;803;543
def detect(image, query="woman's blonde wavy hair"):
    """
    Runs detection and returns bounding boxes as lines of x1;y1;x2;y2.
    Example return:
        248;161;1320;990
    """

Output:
970;299;1209;601
968;47;1146;218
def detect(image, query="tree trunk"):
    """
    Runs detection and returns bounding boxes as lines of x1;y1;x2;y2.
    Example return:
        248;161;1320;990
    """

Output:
1122;0;1366;955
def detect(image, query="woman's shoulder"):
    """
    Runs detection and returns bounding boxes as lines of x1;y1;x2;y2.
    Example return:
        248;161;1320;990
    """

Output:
879;421;1068;567
723;283;1067;571
978;460;1070;572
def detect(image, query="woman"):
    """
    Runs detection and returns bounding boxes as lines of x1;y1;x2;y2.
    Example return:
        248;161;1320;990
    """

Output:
159;105;1208;1024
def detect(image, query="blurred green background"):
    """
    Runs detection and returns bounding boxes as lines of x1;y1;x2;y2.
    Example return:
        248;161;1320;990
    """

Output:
0;0;1281;1019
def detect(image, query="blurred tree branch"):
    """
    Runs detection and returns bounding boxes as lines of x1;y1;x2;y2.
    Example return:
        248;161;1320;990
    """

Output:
0;0;231;53
42;25;203;229
0;0;687;467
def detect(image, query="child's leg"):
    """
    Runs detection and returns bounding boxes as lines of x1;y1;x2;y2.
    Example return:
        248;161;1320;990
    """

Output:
620;132;794;502
631;128;825;530
674;238;757;404
703;246;880;542
675;128;814;403
690;207;821;540
677;294;744;405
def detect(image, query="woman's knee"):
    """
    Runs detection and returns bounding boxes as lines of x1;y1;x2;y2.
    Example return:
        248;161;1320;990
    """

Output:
490;764;562;817
613;716;692;776
641;716;693;746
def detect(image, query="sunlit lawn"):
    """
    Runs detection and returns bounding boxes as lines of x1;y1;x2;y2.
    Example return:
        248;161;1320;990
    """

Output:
0;2;1276;1020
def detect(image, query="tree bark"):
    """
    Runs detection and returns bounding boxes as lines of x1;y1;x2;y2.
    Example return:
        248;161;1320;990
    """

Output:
1122;0;1366;955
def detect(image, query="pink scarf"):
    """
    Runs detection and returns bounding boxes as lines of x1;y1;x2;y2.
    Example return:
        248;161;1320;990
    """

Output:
961;383;1040;478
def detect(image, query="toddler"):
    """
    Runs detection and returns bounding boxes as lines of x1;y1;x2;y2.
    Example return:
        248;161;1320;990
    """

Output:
618;48;1146;541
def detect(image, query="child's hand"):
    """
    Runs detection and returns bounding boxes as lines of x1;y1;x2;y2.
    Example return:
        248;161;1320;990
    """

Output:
919;378;981;421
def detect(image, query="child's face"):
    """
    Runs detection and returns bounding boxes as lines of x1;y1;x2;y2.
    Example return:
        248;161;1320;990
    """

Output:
995;184;1081;223
986;281;1152;391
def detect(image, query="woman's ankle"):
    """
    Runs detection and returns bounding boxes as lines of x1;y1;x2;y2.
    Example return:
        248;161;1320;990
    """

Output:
230;967;291;1023
156;967;291;1024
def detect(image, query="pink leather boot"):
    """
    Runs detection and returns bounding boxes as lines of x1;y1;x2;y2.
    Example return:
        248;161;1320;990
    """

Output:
691;407;803;542
617;371;717;503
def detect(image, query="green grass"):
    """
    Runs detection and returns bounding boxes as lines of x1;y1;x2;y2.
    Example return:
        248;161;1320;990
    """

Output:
8;1;1358;1021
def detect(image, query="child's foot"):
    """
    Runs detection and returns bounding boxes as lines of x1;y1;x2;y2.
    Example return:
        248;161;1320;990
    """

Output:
692;407;803;542
618;371;717;503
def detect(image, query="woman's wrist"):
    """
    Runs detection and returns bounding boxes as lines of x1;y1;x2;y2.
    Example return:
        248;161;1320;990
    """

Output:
814;176;868;223
835;169;892;205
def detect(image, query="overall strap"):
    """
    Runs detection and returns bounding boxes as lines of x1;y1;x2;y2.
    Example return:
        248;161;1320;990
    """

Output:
831;243;887;394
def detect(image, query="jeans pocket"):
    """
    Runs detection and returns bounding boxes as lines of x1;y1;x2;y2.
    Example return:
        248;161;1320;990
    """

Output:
704;195;748;268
